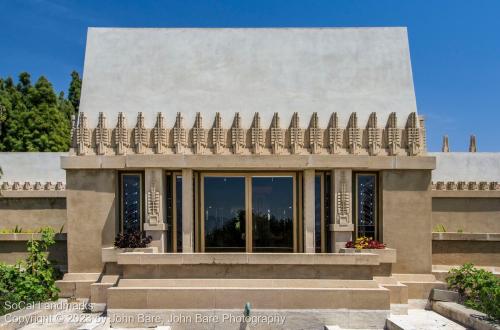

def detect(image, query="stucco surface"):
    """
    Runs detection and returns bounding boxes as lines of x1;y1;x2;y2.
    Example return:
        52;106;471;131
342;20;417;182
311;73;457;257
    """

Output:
80;28;417;128
0;198;66;231
381;170;432;274
66;170;116;273
432;197;500;233
0;152;66;182
430;152;500;182
432;240;500;267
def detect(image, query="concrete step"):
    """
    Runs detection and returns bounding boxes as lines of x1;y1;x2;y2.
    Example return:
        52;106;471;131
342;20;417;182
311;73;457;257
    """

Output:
386;309;465;330
90;275;120;304
391;274;447;299
107;278;391;310
373;276;408;304
56;273;101;298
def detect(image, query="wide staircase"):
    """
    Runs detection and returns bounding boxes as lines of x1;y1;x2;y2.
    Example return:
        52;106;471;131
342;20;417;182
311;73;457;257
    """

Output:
57;251;447;329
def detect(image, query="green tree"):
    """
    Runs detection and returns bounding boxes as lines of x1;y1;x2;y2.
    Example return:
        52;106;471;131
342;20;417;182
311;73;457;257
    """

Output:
0;73;71;151
68;70;81;113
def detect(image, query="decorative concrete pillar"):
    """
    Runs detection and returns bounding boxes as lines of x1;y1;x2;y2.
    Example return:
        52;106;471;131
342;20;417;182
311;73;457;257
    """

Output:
182;168;194;253
330;169;354;252
143;169;166;252
303;169;315;253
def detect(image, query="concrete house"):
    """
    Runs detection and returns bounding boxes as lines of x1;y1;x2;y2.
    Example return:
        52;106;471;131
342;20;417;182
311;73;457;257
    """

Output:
1;28;499;329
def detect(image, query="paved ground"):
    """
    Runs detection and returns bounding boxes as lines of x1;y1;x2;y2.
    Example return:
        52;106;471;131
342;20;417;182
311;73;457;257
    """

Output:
386;309;466;330
3;299;467;330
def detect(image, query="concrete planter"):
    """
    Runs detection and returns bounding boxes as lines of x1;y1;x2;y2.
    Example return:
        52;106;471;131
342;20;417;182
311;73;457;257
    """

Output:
339;247;397;264
101;246;158;263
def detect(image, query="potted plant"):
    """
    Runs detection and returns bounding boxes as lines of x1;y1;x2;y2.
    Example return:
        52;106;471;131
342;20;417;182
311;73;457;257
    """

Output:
340;236;396;264
102;231;155;263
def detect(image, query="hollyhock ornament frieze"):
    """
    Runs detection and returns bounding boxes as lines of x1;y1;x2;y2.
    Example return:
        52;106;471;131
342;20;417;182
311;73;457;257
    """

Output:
72;111;427;156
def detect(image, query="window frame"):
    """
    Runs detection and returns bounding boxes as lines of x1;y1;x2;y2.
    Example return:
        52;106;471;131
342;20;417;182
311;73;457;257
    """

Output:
119;172;144;233
199;172;298;253
354;172;378;240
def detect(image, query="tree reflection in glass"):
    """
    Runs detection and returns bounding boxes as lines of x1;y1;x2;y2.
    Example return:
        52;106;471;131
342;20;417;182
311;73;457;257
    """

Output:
357;174;376;239
204;177;246;252
122;174;141;233
252;177;293;252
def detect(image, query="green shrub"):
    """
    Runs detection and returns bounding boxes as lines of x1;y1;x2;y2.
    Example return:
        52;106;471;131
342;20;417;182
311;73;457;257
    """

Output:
447;263;500;322
0;227;59;315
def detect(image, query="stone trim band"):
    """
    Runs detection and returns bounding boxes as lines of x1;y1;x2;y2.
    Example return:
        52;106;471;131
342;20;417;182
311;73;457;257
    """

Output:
432;181;499;191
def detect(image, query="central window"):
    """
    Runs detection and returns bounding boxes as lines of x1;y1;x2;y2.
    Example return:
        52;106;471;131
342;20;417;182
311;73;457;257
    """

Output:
200;173;297;252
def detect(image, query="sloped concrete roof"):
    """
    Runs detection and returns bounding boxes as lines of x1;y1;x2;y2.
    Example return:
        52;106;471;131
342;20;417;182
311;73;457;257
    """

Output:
79;27;418;128
430;152;500;182
0;152;66;183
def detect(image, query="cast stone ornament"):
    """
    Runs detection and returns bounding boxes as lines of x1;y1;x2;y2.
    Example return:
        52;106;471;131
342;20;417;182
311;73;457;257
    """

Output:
192;112;206;154
147;184;160;225
115;112;129;155
308;112;322;154
289;112;303;155
153;112;168;154
231;113;245;154
270;113;284;155
95;112;110;155
173;112;187;154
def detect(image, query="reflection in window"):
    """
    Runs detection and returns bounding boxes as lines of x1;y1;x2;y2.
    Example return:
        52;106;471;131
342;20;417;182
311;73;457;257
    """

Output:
315;173;331;253
315;175;321;253
121;174;142;233
204;177;246;252
165;173;182;252
176;176;182;252
252;177;294;252
357;174;377;239
166;174;174;252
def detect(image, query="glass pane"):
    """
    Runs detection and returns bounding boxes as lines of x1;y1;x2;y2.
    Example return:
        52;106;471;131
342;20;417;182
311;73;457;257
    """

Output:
324;174;331;252
122;174;141;233
315;175;322;253
357;174;376;239
165;174;174;252
252;177;294;252
176;176;182;252
204;177;246;252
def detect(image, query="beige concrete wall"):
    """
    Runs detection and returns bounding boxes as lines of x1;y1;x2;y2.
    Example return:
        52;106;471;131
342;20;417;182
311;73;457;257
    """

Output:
0;198;66;232
0;240;67;266
432;240;500;267
432;197;500;233
381;170;432;274
66;170;116;273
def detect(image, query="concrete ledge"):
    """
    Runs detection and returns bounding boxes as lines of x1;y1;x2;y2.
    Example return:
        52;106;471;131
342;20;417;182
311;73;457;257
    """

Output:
117;278;381;288
101;246;158;263
116;252;380;266
108;279;390;310
0;233;67;241
432;301;499;330
0;190;66;198
432;232;500;241
61;155;436;170
339;248;396;264
429;289;459;302
107;309;389;329
432;190;500;198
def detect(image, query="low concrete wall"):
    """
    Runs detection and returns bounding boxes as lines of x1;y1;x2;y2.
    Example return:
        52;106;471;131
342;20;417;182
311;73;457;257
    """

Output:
432;233;500;267
0;233;67;268
432;197;500;233
0;197;66;232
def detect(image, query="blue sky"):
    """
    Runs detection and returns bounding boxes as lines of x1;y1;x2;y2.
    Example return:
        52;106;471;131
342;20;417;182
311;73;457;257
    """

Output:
0;0;499;151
